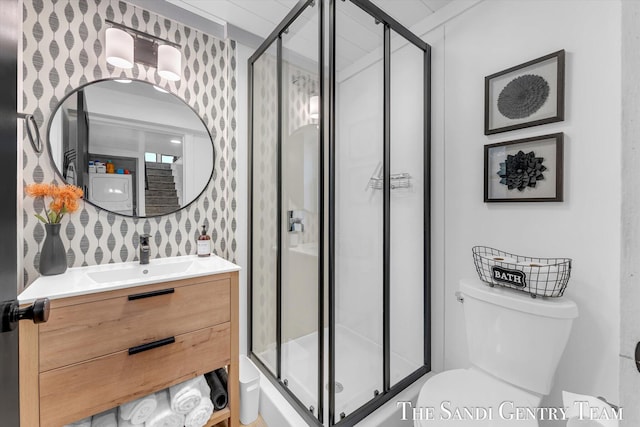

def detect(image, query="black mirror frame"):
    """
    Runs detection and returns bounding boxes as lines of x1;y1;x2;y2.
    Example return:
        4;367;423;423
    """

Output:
45;78;216;218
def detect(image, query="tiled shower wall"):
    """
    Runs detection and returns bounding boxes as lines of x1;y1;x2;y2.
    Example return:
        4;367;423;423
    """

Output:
21;0;237;288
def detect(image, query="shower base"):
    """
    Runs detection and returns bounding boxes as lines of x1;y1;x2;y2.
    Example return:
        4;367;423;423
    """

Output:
257;324;418;422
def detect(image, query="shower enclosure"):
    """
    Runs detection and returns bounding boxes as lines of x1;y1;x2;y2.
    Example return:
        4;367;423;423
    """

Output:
249;1;430;425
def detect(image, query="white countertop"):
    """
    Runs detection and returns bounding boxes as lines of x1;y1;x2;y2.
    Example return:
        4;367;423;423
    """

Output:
19;254;241;304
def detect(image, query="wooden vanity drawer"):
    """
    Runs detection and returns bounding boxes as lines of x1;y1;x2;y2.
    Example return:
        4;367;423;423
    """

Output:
38;323;230;427
39;277;230;372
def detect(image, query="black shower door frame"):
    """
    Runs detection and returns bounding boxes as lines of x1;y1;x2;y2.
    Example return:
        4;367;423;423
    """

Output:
248;0;431;425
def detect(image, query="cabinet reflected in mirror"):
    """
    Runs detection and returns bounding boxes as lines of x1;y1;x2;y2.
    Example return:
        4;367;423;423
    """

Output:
47;79;214;217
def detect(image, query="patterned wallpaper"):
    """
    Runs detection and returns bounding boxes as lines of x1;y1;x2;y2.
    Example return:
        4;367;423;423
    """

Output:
21;0;237;288
251;50;278;359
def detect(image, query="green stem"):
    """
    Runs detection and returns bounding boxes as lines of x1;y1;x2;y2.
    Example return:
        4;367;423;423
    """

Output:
42;197;52;224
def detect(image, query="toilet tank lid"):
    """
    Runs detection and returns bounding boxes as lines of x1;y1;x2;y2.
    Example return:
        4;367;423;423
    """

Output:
460;278;578;319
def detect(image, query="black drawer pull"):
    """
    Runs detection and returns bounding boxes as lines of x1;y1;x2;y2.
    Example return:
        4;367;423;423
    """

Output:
127;288;174;301
128;337;175;355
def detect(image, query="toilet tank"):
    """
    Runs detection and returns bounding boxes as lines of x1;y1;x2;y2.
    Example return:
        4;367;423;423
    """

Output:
460;278;578;395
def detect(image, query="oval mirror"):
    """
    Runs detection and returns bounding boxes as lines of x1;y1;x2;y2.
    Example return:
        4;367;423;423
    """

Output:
47;79;214;217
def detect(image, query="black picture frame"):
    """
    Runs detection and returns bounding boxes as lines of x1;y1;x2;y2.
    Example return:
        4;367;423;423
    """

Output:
485;50;565;135
484;133;564;202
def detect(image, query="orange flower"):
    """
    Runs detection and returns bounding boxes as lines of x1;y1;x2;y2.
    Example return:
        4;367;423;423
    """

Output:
64;198;79;213
50;198;64;214
69;185;83;199
25;183;56;198
25;182;83;224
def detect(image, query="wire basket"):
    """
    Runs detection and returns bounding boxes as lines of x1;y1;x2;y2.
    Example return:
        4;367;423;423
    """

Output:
472;246;572;298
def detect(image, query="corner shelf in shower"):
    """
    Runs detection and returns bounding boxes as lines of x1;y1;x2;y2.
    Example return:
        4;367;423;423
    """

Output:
367;163;412;190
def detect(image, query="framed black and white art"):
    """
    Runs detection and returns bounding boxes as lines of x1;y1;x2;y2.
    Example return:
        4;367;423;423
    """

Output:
485;50;565;135
484;133;563;202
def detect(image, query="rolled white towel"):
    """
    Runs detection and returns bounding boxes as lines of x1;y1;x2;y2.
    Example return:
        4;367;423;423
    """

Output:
64;416;92;427
92;409;117;427
184;397;214;427
169;376;204;414
145;391;184;427
198;376;211;398
119;394;158;425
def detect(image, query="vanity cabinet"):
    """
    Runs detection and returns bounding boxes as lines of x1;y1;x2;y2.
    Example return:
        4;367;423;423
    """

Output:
19;270;239;427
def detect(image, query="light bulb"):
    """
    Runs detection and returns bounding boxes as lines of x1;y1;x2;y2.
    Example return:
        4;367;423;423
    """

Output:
157;44;181;81
309;95;319;120
105;27;134;69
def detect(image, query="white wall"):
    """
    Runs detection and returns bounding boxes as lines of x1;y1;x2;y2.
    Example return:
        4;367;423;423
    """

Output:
335;60;384;347
183;134;214;203
620;1;640;425
432;0;621;417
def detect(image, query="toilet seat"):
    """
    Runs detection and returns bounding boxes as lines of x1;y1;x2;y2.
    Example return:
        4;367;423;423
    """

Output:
414;369;541;427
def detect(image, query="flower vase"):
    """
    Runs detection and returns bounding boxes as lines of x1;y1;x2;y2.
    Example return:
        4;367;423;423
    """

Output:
39;223;67;276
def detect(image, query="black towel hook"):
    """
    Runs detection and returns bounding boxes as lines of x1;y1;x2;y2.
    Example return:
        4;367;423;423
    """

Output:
17;112;42;154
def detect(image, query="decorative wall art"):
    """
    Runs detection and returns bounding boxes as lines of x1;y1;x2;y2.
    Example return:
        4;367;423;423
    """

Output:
484;133;563;202
485;50;565;135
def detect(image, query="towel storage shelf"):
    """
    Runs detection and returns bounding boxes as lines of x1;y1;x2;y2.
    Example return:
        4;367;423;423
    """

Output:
19;271;240;427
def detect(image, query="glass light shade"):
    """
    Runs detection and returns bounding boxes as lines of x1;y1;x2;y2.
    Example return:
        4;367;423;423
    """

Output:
157;44;182;81
105;28;134;69
309;95;319;120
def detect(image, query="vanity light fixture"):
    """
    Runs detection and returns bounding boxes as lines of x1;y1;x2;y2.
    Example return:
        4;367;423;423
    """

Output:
309;95;319;120
158;45;182;81
105;20;182;81
105;27;134;69
170;139;182;144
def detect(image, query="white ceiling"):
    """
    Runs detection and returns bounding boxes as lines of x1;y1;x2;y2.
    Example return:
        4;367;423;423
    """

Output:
166;1;451;38
166;0;452;70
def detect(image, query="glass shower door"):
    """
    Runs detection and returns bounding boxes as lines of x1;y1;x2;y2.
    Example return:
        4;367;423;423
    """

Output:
333;0;385;421
281;2;322;418
251;44;279;375
390;33;426;385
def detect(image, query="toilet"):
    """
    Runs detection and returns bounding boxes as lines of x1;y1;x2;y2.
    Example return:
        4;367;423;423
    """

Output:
416;278;578;426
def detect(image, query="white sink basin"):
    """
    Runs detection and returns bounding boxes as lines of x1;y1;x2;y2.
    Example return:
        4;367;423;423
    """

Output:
86;260;194;284
19;255;241;304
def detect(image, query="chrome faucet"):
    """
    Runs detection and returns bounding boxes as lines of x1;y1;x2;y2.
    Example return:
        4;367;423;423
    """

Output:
140;234;150;264
288;210;304;232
